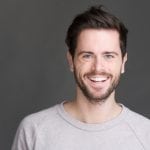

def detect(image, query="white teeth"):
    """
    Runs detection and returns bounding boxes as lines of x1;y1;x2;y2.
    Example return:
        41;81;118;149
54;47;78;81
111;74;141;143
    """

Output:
90;76;107;82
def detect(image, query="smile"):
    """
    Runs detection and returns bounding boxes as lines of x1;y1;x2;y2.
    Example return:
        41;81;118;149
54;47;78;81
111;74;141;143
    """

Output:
88;76;108;82
85;76;110;90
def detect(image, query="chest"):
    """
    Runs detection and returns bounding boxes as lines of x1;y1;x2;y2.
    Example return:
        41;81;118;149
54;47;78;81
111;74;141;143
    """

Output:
34;125;145;150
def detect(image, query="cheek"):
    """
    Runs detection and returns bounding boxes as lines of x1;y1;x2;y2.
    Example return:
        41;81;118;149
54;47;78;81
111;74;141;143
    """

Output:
108;63;122;74
74;62;92;75
116;65;123;75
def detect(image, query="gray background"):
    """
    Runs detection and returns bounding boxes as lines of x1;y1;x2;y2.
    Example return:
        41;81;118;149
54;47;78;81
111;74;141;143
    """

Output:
1;0;150;149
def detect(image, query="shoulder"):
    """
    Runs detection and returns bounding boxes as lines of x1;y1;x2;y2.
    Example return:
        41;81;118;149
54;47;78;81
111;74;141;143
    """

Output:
125;108;150;129
124;106;150;147
20;104;60;130
11;104;60;149
14;103;62;139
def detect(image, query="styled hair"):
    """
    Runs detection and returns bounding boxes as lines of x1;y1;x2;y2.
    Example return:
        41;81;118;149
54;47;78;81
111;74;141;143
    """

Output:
65;5;128;57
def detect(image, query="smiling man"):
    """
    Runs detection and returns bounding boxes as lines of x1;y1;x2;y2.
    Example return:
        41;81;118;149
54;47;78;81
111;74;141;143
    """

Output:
65;28;127;124
12;5;150;150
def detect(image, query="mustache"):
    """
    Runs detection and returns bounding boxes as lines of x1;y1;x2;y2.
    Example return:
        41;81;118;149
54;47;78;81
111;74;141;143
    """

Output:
85;71;112;77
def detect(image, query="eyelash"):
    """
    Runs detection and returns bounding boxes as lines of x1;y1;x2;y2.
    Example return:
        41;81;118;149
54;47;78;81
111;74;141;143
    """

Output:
80;53;115;61
104;54;116;59
82;54;92;59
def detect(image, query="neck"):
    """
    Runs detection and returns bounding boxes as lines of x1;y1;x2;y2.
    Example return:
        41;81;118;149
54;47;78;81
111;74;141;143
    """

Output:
64;91;122;124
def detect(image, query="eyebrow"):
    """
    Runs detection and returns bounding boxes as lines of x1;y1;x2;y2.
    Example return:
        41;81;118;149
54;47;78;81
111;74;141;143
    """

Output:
103;51;119;56
77;51;94;56
77;50;119;56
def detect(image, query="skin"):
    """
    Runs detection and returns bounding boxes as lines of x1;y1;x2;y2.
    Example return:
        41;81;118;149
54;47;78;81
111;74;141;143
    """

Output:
65;29;127;124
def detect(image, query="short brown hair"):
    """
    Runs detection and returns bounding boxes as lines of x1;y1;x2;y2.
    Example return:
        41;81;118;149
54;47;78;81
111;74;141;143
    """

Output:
65;5;128;57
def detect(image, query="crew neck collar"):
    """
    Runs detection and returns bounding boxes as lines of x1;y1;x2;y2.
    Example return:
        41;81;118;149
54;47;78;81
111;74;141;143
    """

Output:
57;101;129;132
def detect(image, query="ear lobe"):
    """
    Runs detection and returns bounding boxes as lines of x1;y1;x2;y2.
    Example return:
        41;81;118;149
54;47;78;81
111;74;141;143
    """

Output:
66;51;74;72
121;53;127;74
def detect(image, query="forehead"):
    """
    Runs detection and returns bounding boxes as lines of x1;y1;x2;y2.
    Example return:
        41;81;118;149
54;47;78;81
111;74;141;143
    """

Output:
76;29;121;54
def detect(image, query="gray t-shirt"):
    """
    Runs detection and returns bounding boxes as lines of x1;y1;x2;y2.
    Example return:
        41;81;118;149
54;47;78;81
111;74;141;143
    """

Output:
11;101;150;150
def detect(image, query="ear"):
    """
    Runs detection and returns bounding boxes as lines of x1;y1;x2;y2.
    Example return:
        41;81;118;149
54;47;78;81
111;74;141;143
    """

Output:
121;53;127;74
66;51;74;72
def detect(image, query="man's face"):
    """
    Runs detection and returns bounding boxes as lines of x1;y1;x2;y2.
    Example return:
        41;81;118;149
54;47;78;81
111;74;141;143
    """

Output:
67;29;127;103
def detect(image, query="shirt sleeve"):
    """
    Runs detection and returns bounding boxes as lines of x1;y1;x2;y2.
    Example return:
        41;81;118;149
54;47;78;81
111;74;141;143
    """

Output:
11;116;36;150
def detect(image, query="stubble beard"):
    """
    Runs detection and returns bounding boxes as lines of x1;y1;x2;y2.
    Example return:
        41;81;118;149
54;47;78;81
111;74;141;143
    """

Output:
74;69;121;104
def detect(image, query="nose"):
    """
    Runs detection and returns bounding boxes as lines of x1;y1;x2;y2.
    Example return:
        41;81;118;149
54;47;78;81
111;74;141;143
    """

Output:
92;57;105;72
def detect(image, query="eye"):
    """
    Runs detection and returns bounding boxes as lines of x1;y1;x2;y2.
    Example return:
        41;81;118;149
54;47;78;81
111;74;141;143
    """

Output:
83;54;92;59
81;53;94;61
104;54;115;59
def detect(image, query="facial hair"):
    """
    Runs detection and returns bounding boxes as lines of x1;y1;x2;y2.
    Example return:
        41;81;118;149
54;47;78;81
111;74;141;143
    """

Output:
73;69;121;104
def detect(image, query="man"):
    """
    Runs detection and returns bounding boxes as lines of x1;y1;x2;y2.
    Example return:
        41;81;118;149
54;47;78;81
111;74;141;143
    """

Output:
12;5;150;150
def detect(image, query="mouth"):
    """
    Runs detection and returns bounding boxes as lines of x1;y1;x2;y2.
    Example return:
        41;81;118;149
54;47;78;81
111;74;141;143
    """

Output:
89;76;108;82
86;75;110;89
